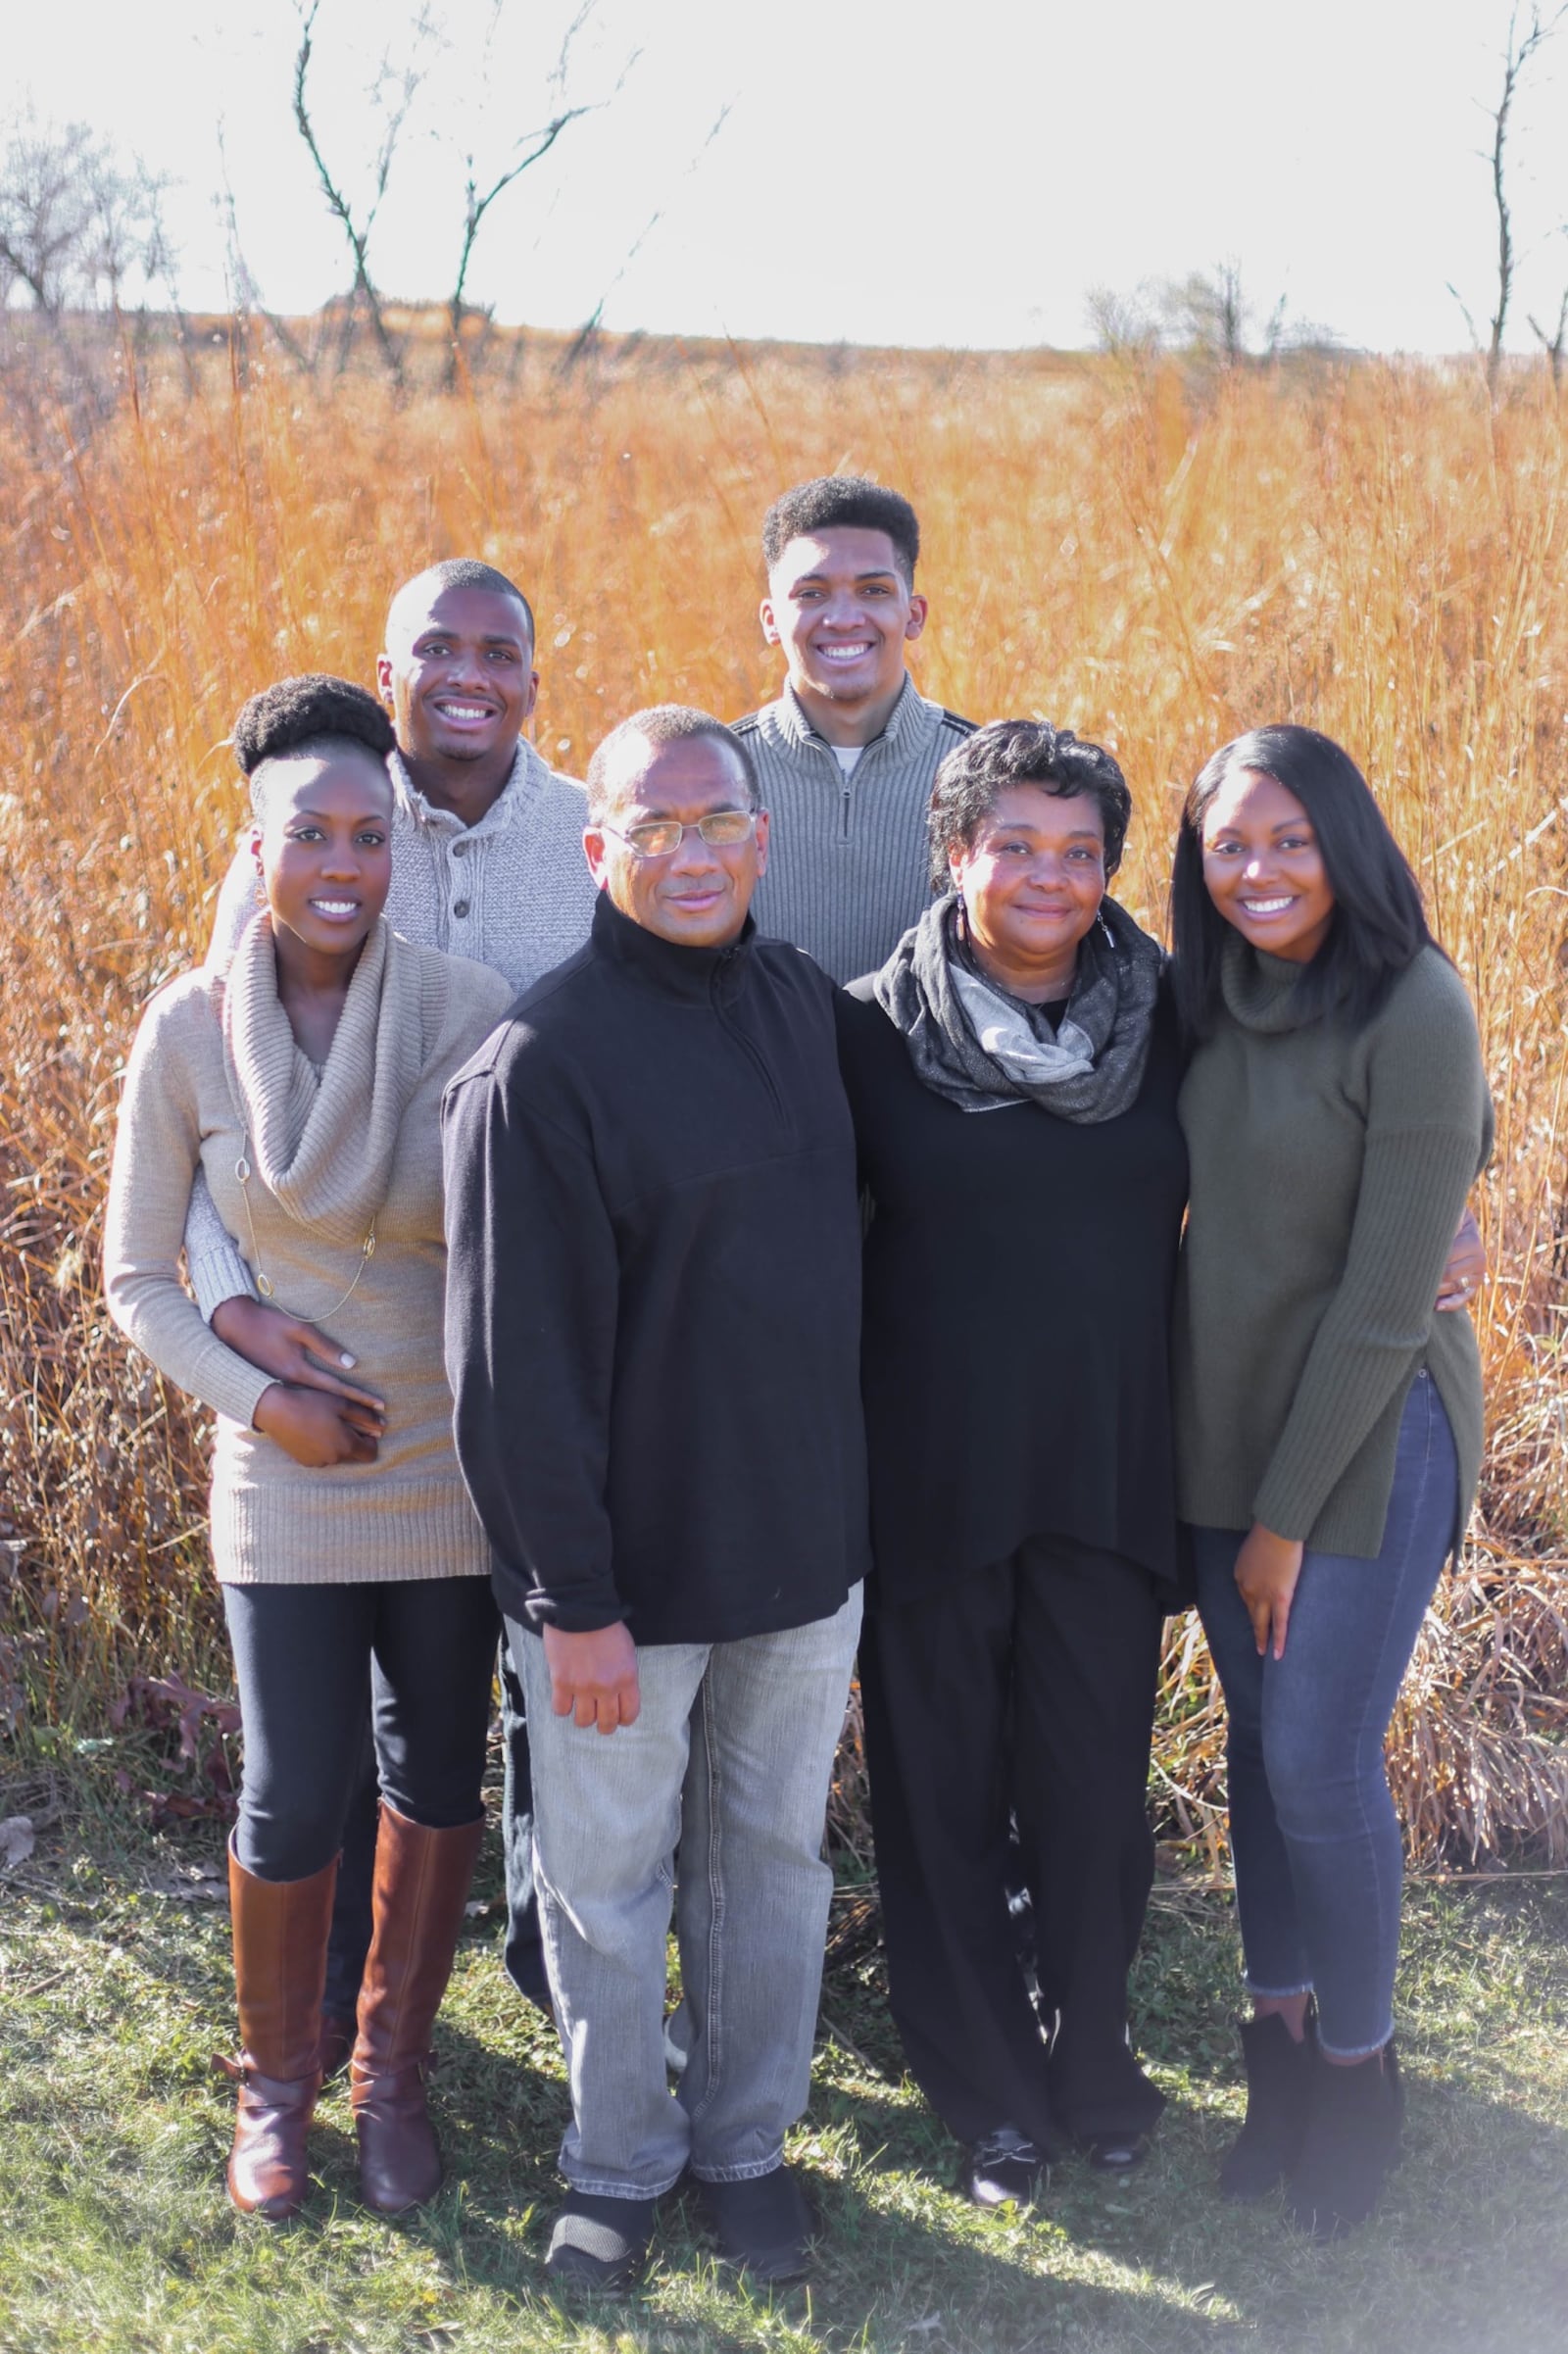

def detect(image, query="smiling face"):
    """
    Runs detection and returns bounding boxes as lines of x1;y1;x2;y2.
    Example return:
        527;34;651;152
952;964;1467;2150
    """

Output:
252;748;394;962
759;526;927;740
952;785;1107;996
375;582;538;768
584;732;768;950
1199;766;1337;963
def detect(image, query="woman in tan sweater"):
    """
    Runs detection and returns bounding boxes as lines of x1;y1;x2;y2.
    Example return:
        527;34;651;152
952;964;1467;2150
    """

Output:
105;676;513;2224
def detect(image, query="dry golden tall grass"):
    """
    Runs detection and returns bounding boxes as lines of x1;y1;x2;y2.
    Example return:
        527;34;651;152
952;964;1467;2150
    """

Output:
1;329;1564;1858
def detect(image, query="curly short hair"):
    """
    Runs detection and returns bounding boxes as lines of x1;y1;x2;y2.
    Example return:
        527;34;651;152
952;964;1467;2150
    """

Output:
760;475;920;586
927;719;1133;888
232;675;395;817
586;705;759;823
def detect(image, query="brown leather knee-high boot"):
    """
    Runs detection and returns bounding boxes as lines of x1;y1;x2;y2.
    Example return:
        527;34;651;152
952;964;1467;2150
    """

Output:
350;1802;485;2214
222;1837;337;2220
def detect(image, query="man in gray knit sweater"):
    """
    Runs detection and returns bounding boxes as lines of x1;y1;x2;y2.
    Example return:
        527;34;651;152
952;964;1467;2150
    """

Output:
737;475;973;983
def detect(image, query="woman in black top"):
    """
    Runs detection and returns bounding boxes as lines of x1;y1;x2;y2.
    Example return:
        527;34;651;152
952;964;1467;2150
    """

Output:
834;719;1188;2205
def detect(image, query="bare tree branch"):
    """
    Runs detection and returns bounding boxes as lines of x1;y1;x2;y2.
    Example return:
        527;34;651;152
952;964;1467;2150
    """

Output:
1528;271;1568;385
1482;4;1568;391
290;0;412;386
444;1;638;387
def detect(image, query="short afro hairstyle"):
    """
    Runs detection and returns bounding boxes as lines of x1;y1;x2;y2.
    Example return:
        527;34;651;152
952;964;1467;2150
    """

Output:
386;558;535;648
760;475;920;587
927;719;1133;889
586;705;759;823
232;674;396;818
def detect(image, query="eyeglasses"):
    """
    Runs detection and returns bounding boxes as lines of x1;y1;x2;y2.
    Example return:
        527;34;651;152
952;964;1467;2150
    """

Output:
603;811;757;859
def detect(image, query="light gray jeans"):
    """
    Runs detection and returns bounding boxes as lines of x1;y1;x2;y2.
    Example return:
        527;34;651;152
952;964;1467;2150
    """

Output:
512;1584;862;2199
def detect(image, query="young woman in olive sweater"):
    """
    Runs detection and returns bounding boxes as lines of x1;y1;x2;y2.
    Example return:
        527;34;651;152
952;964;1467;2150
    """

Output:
1170;725;1492;2240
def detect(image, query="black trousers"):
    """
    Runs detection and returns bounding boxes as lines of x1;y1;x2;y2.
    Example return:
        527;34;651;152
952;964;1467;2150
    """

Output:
318;1632;551;2016
222;1577;499;1885
858;1534;1166;2151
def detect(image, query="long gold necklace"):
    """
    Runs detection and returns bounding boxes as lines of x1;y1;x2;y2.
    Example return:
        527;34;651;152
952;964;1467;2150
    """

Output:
233;1142;376;1323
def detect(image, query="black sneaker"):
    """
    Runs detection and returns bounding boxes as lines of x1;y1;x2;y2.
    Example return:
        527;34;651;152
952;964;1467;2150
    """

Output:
965;2126;1049;2209
699;2164;815;2284
544;2189;656;2292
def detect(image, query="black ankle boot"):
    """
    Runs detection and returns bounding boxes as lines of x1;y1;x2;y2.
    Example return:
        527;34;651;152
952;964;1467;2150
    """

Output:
1287;2038;1403;2240
1218;2011;1315;2200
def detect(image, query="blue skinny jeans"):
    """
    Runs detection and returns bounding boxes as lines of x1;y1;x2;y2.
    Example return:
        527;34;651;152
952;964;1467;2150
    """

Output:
1190;1371;1458;2059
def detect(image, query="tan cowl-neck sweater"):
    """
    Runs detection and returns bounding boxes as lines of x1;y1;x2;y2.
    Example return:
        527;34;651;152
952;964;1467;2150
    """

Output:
1173;940;1493;1557
105;915;513;1584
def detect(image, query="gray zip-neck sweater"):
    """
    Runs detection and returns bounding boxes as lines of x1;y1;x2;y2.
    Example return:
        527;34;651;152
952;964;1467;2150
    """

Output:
1173;941;1493;1557
736;677;974;983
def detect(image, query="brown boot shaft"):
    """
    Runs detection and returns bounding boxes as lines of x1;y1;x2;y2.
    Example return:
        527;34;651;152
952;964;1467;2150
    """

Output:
224;1839;336;2220
351;1803;485;2214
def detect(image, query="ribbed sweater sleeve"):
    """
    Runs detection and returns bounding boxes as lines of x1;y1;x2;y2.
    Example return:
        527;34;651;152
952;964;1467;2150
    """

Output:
180;846;263;1318
442;1054;621;1633
1250;981;1490;1542
206;841;255;972
104;982;276;1433
185;1162;255;1319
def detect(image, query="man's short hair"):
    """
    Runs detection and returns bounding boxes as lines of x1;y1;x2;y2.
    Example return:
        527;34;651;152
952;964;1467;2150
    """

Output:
386;558;536;649
761;476;920;587
586;706;760;823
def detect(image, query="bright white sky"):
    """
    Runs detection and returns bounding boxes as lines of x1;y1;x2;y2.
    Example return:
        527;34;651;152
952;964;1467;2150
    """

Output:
11;0;1568;353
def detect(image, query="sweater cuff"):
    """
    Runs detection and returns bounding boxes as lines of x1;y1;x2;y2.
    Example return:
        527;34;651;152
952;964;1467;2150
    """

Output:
188;1238;258;1324
492;1560;624;1634
204;1357;278;1434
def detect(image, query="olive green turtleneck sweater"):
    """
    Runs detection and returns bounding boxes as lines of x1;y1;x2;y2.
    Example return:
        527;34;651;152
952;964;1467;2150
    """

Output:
1173;939;1493;1558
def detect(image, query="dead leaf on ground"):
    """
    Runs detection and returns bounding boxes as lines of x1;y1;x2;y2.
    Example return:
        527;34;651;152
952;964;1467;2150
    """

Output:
0;1816;36;1870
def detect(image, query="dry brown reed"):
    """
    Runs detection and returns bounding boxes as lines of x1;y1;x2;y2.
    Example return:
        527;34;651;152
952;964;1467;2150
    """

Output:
1;327;1564;1860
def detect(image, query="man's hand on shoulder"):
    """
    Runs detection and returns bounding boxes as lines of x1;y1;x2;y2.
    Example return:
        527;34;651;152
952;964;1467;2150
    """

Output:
542;1620;640;1735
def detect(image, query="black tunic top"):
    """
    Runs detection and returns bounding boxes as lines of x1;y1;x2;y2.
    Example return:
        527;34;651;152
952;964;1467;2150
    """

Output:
834;978;1189;1605
442;894;870;1646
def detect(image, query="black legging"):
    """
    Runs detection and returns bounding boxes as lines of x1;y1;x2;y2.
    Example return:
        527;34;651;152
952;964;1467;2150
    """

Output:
222;1577;499;1883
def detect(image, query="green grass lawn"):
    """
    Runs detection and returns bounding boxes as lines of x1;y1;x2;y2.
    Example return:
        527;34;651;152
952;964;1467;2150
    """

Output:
2;1766;1565;2354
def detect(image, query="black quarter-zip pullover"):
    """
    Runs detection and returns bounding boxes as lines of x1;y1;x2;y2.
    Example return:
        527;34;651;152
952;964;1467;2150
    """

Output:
441;891;870;1644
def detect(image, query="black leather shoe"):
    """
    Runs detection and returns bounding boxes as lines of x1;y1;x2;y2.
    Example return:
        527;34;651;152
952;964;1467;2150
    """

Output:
700;2165;815;2284
965;2127;1049;2208
544;2190;656;2292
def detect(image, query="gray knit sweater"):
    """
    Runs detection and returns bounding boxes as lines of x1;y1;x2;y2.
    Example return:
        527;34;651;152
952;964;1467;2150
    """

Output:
186;738;596;1317
106;920;514;1583
736;677;975;983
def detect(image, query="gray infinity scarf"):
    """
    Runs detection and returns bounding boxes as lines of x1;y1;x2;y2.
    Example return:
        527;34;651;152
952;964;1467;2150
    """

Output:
872;891;1164;1121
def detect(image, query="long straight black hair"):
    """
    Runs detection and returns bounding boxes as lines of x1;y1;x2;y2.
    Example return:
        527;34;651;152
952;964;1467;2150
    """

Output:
1170;725;1438;1042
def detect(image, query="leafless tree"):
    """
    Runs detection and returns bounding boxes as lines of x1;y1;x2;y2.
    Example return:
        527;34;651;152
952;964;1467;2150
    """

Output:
1088;264;1317;369
1527;226;1568;384
443;2;616;384
1452;4;1568;390
0;113;172;318
290;0;441;386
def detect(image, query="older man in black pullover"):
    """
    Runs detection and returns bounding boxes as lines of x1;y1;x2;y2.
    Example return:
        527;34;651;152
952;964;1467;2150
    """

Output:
441;707;866;2291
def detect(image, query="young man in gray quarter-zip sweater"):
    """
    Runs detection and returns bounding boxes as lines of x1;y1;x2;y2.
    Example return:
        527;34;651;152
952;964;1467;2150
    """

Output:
735;474;974;984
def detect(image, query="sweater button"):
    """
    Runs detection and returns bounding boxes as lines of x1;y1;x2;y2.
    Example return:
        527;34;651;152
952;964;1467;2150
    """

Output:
451;838;468;858
452;899;470;918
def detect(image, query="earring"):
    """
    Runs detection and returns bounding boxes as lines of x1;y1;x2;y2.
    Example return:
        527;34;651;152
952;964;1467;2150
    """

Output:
254;873;267;907
1098;907;1115;946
